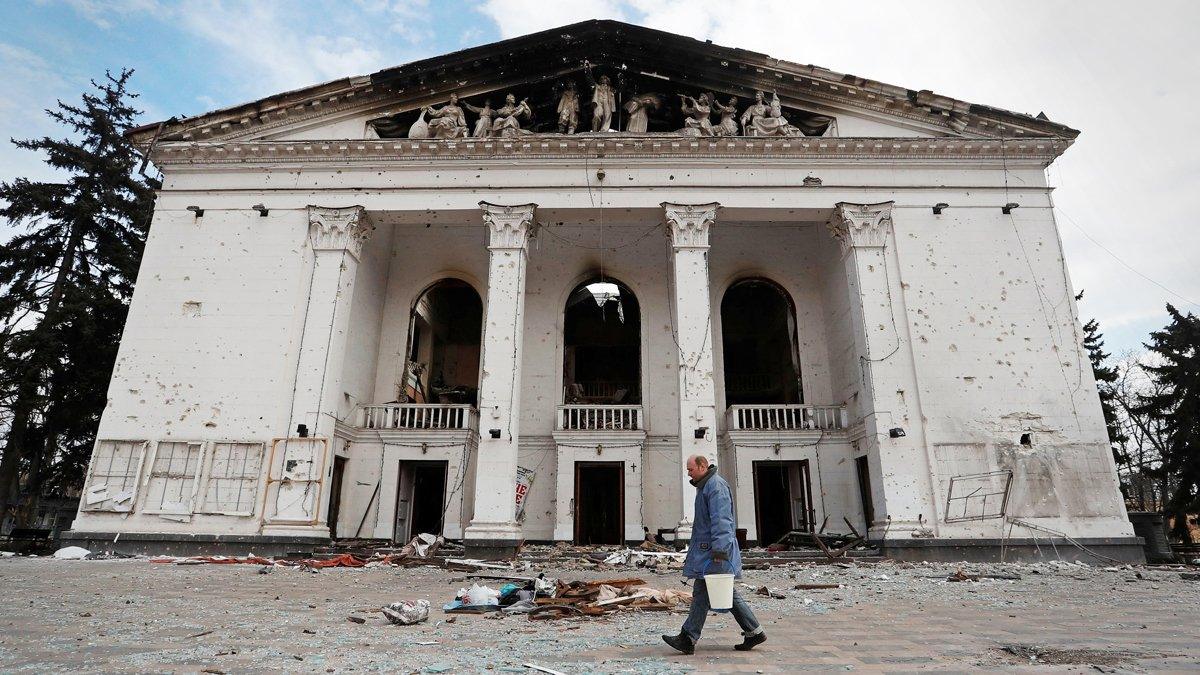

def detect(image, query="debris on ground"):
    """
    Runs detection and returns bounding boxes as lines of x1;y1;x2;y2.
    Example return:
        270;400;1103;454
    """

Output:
598;549;686;569
946;569;1024;582
382;599;431;625
52;546;91;560
752;584;787;599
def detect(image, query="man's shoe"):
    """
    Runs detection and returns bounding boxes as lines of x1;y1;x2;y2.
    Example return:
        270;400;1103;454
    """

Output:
734;632;766;651
662;632;695;655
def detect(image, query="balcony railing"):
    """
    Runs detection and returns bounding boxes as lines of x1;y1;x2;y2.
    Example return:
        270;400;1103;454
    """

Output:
557;405;643;431
359;404;477;431
727;404;847;431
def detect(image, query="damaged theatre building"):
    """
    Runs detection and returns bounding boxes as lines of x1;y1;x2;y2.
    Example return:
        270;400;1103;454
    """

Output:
64;21;1141;562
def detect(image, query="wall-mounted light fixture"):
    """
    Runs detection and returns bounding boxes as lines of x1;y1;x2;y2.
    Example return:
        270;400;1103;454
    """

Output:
1002;202;1020;214
694;427;708;439
186;205;204;217
296;423;309;438
888;427;906;438
932;203;949;215
489;428;502;439
252;203;269;217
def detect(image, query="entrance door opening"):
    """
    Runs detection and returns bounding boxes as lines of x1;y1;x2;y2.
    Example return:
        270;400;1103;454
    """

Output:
574;462;624;545
752;460;814;546
393;460;448;542
563;278;641;405
721;279;803;406
855;455;874;531
328;456;347;539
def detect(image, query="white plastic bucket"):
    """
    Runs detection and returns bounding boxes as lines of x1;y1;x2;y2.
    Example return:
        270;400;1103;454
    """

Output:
704;573;735;610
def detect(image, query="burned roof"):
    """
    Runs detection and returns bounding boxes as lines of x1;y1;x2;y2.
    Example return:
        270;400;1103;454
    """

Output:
129;19;1077;144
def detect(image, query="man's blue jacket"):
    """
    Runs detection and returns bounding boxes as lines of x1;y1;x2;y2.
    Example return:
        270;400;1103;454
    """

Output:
682;464;743;579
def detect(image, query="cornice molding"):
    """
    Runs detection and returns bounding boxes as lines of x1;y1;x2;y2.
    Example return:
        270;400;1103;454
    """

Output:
663;202;720;249
152;136;1070;167
308;205;371;259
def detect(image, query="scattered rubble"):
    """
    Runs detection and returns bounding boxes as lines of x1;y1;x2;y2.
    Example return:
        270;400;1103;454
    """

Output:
382;599;431;625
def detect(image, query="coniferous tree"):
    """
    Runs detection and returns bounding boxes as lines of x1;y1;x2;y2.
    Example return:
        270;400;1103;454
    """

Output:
1077;291;1127;467
1136;304;1200;541
0;69;157;529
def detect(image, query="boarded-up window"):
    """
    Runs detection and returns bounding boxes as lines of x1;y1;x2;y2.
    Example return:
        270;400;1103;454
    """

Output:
143;441;205;514
83;440;148;512
199;442;264;516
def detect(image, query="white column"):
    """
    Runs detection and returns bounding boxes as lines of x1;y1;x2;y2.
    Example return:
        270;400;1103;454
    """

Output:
463;201;535;558
829;201;936;538
289;206;372;438
268;205;371;534
663;202;721;544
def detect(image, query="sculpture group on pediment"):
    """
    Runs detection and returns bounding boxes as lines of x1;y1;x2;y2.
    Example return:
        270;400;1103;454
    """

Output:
365;61;833;139
739;90;803;137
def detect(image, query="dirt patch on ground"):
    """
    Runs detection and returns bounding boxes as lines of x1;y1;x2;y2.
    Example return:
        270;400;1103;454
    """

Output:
998;644;1146;666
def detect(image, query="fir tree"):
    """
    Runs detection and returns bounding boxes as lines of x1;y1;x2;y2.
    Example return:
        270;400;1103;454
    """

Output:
1136;304;1200;541
1077;291;1127;467
0;70;157;529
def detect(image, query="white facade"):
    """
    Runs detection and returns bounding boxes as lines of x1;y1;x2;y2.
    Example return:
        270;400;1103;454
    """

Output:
66;21;1139;560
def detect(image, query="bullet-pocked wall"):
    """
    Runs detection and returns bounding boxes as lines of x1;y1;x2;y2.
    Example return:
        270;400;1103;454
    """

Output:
892;200;1132;539
76;201;317;536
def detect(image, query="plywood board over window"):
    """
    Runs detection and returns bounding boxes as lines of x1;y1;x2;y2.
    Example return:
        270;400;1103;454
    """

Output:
83;440;148;512
198;442;266;517
142;441;206;516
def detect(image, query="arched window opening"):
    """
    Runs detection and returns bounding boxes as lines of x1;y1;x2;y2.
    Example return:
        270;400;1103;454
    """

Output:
563;278;641;404
721;279;803;406
402;279;482;406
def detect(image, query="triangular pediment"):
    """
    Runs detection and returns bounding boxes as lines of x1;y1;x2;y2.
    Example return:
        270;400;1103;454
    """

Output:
131;20;1076;145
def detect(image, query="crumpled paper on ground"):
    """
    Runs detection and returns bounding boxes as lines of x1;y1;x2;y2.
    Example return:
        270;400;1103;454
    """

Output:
382;599;431;625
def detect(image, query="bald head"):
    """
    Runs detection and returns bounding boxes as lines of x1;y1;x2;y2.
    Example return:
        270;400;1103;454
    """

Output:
686;454;710;482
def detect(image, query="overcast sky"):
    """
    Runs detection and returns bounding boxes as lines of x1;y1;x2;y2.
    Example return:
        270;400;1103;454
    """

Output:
2;0;1197;355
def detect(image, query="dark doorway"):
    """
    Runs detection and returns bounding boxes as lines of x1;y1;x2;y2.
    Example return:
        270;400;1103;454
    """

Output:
752;460;814;546
563;278;641;404
328;456;348;539
393;460;448;542
574;462;624;545
721;279;803;406
855;455;875;531
404;280;483;405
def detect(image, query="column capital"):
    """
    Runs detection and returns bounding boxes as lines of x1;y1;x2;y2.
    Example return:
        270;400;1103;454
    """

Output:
662;202;720;249
828;201;894;253
480;201;536;250
308;205;371;259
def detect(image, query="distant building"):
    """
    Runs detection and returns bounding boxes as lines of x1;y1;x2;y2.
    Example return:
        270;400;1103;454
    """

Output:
64;21;1140;562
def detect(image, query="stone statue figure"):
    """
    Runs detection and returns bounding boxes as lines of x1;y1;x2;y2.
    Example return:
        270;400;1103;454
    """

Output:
740;91;802;137
711;96;739;136
463;99;494;138
424;93;468;139
407;109;429;138
557;81;580;134
623;93;662;133
491;93;532;138
583;60;616;132
678;93;714;137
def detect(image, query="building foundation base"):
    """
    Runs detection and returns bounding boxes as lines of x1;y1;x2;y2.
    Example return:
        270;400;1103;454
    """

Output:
59;531;330;558
871;536;1146;564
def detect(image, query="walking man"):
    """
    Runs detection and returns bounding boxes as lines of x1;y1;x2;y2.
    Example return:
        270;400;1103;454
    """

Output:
663;455;766;654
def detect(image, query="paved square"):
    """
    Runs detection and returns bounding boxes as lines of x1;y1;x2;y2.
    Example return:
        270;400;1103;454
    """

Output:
1;556;1197;672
